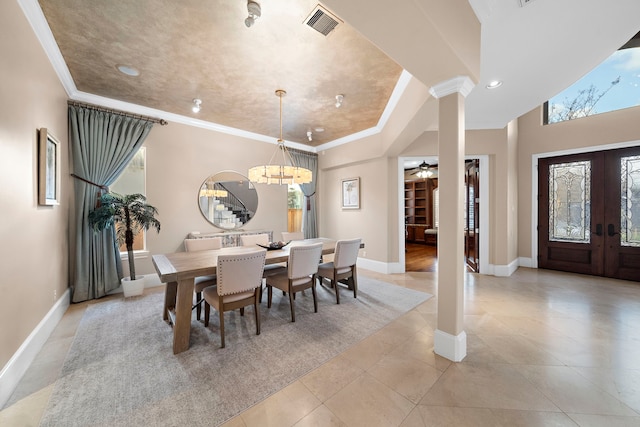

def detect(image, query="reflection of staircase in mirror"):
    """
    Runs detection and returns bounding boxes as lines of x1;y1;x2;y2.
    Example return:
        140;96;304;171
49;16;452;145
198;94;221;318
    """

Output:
212;199;241;229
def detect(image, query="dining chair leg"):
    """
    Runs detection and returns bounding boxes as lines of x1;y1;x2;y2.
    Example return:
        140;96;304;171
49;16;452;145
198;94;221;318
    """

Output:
254;293;261;335
195;291;202;320
240;307;245;316
333;277;341;304
352;268;358;298
219;309;225;348
311;281;318;313
204;302;210;327
289;288;296;322
267;285;273;308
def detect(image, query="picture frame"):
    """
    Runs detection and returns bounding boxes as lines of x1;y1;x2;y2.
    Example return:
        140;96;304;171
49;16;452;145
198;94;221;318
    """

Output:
38;128;61;206
341;177;360;209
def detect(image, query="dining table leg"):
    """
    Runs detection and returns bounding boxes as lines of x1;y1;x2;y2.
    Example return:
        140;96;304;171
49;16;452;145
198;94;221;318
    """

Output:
173;278;195;354
163;281;177;323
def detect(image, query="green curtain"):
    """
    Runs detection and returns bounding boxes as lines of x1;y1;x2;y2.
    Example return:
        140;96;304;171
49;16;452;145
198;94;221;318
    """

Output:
69;105;154;302
290;148;318;238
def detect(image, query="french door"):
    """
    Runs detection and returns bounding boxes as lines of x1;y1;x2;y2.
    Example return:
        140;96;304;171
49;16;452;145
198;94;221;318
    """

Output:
538;146;640;281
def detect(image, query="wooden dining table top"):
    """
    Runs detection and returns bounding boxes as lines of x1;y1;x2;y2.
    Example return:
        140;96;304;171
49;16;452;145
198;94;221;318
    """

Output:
152;237;346;283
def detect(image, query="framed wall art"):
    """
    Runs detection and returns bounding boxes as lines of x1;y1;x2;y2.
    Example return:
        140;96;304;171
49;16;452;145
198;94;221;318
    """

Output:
341;177;360;209
38;128;61;206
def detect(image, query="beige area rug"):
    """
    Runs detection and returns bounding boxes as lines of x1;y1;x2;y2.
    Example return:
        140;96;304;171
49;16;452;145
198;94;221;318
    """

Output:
39;277;432;427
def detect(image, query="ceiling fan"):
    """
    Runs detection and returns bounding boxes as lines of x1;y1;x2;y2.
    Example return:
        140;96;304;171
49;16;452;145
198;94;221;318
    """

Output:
407;161;437;178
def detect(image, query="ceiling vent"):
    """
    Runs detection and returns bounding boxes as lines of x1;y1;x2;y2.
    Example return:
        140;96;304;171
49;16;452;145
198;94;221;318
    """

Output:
518;0;537;6
305;5;342;36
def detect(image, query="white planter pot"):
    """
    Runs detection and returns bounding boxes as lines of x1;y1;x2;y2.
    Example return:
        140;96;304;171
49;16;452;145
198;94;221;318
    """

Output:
122;276;145;297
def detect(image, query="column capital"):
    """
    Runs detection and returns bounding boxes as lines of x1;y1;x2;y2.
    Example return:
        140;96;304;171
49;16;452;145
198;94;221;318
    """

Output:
429;76;475;99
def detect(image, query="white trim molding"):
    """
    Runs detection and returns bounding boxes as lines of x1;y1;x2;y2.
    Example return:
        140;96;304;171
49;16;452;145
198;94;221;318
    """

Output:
0;288;70;408
356;258;403;275
434;329;467;362
493;258;520;277
518;257;534;268
397;155;490;275
429;76;475;99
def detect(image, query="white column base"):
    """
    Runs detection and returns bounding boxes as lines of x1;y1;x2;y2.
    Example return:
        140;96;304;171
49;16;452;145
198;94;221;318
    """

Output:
434;329;467;362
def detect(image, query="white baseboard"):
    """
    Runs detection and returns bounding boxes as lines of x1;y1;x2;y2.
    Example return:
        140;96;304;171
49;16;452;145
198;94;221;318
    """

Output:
0;288;70;409
518;257;535;268
356;258;401;274
359;257;526;277
492;258;520;277
434;329;467;362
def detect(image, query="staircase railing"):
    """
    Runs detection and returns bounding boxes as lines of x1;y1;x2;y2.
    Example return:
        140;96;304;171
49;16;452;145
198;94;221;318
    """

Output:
214;183;254;223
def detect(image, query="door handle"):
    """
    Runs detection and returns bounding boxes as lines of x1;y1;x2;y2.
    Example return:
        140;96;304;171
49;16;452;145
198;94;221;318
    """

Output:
593;224;602;236
607;224;620;237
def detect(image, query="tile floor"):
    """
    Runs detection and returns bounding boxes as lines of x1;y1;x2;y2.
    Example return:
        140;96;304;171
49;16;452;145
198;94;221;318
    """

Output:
2;267;640;426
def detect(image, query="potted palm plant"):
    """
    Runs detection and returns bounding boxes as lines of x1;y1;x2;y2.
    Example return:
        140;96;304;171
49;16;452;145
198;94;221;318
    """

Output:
88;192;161;297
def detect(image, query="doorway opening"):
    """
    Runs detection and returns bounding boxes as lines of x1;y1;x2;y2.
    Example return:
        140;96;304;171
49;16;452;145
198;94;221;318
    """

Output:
400;157;486;273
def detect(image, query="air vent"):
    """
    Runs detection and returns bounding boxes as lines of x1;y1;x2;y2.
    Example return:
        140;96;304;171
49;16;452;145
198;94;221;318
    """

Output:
305;5;342;36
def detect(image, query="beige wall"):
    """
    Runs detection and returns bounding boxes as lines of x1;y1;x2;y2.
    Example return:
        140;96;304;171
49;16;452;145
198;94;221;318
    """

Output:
517;105;640;259
0;0;69;369
319;156;390;263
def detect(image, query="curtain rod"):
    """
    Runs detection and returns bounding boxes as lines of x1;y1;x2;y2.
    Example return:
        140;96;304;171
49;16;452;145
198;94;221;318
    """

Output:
67;100;168;126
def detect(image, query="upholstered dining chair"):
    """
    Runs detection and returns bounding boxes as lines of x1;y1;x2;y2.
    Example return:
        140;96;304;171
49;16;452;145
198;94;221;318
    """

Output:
281;231;304;241
317;238;361;304
265;242;323;322
239;233;270;247
240;233;285;300
203;249;266;348
184;237;223;320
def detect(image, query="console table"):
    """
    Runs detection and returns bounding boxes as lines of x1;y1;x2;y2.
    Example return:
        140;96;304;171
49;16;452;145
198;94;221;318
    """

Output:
187;229;274;248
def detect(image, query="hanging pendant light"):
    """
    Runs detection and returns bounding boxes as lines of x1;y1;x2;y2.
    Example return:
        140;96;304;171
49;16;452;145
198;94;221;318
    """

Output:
248;90;313;185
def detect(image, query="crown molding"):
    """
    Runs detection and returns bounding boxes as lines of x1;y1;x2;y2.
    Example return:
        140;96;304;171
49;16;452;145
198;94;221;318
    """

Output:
18;0;76;96
19;0;413;153
429;76;475;99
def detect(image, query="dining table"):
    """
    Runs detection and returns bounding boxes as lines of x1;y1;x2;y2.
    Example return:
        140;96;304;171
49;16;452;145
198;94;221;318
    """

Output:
152;237;360;354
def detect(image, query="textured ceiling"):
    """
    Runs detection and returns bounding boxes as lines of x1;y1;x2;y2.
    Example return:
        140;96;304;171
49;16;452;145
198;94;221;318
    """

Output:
37;0;402;146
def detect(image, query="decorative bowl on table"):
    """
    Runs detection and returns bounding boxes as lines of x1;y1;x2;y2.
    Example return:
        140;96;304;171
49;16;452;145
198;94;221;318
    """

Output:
257;241;291;250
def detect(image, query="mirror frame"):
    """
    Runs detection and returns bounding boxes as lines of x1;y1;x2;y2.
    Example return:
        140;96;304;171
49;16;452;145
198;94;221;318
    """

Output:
197;170;258;230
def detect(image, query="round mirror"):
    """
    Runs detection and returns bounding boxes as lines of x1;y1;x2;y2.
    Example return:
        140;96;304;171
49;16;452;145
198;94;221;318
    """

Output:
198;171;258;229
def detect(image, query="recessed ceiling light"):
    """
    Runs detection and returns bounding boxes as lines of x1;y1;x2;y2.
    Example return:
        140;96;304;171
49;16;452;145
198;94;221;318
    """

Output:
192;98;202;113
486;80;502;89
116;64;140;77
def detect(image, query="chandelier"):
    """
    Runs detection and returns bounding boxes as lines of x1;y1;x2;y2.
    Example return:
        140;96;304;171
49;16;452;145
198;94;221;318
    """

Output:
248;90;313;185
416;169;432;179
199;188;228;198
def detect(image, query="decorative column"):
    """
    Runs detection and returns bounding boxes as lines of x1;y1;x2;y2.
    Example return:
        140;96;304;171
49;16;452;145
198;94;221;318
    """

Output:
429;76;475;362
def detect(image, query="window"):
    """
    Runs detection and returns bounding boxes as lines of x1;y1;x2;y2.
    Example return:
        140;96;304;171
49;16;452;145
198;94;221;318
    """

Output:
621;155;640;247
287;184;303;232
548;161;591;243
545;34;640;124
110;147;146;251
